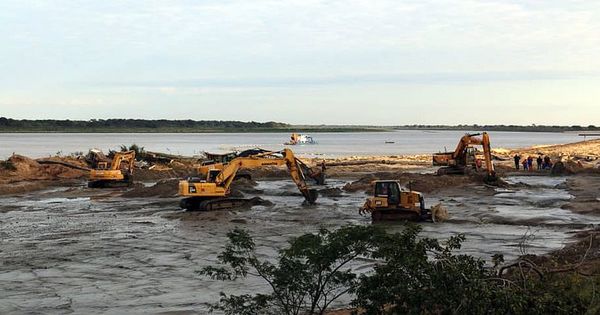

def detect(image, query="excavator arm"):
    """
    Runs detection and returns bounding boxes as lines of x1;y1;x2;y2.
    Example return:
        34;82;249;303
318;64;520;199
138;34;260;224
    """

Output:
200;149;320;204
435;132;497;182
111;151;136;174
454;133;495;178
88;150;136;188
480;132;495;178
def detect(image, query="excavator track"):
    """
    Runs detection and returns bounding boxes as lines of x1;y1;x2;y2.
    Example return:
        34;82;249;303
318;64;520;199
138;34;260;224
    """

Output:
180;197;267;211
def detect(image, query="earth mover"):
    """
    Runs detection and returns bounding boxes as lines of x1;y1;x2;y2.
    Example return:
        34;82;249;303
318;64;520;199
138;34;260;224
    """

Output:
179;148;324;211
433;132;498;184
359;180;448;222
88;150;135;188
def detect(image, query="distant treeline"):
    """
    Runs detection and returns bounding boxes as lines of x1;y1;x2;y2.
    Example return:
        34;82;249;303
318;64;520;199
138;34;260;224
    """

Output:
1;118;597;133
394;124;600;133
0;117;381;133
0;117;290;132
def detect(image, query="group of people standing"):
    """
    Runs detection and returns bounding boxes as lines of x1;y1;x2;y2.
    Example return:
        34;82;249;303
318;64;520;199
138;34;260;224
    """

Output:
513;154;552;171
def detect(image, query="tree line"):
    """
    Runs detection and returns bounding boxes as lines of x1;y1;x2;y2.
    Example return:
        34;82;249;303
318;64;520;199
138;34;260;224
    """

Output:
0;117;289;132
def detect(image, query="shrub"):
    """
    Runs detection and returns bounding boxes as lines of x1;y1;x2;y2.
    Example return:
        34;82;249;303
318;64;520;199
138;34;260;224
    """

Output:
201;225;595;315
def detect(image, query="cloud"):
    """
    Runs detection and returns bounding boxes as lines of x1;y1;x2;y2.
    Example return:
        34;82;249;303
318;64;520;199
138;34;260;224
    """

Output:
1;0;599;124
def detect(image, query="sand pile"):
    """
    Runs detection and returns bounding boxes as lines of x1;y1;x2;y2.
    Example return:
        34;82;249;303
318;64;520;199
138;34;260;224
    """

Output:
343;172;481;194
122;179;180;198
0;154;86;182
134;169;184;181
500;139;600;160
561;176;600;215
247;167;289;179
122;177;263;199
230;178;263;195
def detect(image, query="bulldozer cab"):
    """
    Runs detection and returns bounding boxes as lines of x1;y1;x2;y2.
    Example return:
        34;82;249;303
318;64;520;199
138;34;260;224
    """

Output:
375;181;401;205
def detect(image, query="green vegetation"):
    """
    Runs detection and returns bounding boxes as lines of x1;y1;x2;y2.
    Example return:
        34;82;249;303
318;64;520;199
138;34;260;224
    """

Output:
1;117;597;133
0;117;384;133
119;144;146;160
200;225;598;315
0;160;16;171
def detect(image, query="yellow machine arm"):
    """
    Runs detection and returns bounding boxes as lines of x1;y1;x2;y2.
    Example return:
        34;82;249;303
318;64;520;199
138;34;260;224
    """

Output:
212;148;318;203
111;151;136;173
88;150;136;188
452;132;495;177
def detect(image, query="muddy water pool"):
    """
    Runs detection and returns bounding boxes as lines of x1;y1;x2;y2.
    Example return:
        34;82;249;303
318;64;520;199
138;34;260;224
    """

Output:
1;176;598;313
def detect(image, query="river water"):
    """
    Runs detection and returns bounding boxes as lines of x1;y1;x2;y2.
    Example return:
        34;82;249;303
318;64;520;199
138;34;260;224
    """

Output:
0;130;582;159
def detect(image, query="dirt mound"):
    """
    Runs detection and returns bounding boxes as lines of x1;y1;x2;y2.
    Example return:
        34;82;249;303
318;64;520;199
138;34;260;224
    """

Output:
5;155;43;177
230;178;263;195
319;187;344;198
0;154;86;182
247;167;289;179
525;227;600;276
122;179;179;198
343;172;481;194
561;176;600;215
135;169;183;181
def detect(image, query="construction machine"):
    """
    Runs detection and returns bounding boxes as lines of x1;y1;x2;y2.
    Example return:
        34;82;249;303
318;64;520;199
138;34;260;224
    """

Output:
179;148;324;211
433;132;497;183
359;180;447;222
88;151;135;188
197;148;273;181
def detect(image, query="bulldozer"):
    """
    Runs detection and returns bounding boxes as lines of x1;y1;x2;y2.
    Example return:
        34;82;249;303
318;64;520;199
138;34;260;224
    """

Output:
433;132;498;184
179;148;324;211
359;180;448;222
88;151;135;188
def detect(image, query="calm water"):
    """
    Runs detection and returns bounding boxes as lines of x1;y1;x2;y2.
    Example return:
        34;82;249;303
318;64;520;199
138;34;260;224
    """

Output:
0;130;582;159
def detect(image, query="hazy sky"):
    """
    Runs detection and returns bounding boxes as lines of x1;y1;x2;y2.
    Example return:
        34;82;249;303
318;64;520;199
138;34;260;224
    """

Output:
1;0;599;125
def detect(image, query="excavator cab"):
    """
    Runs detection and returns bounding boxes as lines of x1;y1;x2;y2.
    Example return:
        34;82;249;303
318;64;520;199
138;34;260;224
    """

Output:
207;169;220;182
88;151;135;188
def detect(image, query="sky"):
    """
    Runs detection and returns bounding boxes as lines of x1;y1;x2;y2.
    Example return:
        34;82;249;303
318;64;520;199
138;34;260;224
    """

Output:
0;0;599;125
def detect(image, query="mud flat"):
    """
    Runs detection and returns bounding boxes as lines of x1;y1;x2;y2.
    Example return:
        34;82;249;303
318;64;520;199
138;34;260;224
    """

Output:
1;139;600;313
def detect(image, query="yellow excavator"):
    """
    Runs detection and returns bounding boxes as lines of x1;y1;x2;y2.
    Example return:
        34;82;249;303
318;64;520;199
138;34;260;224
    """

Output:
432;132;497;183
88;151;135;188
197;154;325;185
179;148;324;211
359;180;447;222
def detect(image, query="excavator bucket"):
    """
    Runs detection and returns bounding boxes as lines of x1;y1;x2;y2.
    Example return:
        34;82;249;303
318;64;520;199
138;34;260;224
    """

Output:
483;173;500;186
302;188;318;204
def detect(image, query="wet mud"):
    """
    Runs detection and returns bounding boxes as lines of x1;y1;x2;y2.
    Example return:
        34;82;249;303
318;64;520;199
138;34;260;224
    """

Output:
1;173;599;313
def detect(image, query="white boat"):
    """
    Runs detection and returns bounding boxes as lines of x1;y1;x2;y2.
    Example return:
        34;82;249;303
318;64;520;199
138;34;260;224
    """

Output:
284;133;317;145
